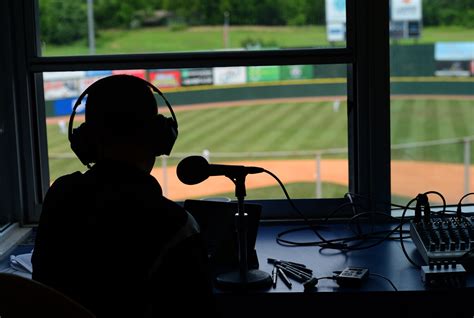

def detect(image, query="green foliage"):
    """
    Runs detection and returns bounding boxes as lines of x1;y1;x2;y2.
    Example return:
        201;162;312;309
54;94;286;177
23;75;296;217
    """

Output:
157;0;326;26
423;0;474;28
39;0;473;41
39;0;87;45
93;0;153;29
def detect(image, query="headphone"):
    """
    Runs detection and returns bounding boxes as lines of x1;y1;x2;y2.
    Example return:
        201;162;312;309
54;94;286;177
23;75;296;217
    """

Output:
68;75;178;167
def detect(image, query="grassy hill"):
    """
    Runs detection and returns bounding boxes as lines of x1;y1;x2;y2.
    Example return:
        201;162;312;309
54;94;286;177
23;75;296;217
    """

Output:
41;25;474;56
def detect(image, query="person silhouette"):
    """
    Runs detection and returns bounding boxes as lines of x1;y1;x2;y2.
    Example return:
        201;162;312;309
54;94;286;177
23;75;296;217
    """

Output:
32;75;215;317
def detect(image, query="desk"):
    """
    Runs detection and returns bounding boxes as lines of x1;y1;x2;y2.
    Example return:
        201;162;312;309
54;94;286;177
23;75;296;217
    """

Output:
2;224;473;318
214;223;474;318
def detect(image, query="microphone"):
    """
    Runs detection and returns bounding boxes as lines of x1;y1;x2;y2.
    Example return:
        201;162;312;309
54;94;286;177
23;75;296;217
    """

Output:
176;155;264;185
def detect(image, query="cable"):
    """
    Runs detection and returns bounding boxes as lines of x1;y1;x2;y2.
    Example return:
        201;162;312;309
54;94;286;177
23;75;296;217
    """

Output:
424;190;447;215
267;169;409;251
399;197;422;268
276;219;411;250
344;193;363;235
265;167;469;268
369;273;398;291
264;169;349;249
456;192;474;217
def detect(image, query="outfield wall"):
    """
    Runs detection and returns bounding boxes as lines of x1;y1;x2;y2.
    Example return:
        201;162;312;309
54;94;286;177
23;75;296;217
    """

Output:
44;80;474;117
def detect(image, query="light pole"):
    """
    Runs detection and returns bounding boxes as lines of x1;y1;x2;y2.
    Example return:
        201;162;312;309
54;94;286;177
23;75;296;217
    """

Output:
87;0;95;55
223;11;229;49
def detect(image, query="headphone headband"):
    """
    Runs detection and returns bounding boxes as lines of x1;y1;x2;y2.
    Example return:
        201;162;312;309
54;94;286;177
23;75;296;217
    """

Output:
68;76;178;143
68;75;179;166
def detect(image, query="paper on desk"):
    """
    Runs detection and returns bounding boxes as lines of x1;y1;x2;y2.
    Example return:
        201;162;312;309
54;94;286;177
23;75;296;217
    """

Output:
10;251;33;274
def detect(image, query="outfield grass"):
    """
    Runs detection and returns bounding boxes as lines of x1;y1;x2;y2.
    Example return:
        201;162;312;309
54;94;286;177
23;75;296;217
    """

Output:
210;182;347;200
47;98;474;185
41;25;473;56
206;182;415;205
390;99;474;163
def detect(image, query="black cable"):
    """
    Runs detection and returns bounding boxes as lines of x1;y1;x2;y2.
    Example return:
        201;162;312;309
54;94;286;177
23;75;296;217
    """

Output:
264;169;349;249
369;273;398;291
270;180;411;251
399;197;423;269
344;193;363;235
275;199;412;250
456;192;474;217
265;168;464;266
276;223;410;249
424;190;447;215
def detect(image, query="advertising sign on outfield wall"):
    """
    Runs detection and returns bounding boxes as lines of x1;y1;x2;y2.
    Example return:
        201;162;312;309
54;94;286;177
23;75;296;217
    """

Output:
435;42;474;77
43;71;84;100
79;77;102;92
281;65;313;80
53;97;82;116
44;80;81;101
149;70;181;88
85;70;112;77
111;69;146;79
247;66;280;83
181;68;213;86
213;67;247;85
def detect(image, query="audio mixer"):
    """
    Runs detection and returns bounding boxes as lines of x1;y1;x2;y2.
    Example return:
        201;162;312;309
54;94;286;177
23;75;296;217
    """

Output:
410;215;474;265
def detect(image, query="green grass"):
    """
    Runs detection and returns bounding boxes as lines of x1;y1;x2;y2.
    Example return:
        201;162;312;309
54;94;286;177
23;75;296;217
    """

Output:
392;26;474;45
42;25;332;56
41;25;473;56
390;99;474;163
185;182;416;206
47;98;474;200
201;182;348;200
174;101;347;153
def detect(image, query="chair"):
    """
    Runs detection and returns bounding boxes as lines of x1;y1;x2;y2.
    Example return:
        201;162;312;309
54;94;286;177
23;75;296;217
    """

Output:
0;273;96;318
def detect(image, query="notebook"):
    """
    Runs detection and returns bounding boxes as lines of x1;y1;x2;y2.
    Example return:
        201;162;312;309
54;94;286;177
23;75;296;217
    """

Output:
183;199;262;273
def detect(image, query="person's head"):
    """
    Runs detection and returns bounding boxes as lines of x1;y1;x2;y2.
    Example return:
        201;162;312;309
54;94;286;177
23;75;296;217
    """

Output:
84;75;160;172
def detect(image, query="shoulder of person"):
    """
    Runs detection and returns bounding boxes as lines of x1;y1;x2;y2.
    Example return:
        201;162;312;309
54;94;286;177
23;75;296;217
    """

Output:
50;171;84;188
44;171;84;202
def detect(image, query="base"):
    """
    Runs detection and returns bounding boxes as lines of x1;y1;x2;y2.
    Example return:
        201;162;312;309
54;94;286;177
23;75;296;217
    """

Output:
215;269;273;290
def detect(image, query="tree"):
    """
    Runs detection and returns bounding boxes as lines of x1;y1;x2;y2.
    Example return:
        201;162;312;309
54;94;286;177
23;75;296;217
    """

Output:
39;0;87;45
94;0;153;29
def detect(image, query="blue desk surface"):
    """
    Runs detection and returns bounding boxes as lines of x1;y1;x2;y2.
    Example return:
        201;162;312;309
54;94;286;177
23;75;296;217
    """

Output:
253;223;474;293
215;222;474;318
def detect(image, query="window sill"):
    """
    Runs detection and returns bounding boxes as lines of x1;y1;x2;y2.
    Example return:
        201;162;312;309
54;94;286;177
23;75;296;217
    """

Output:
0;223;32;261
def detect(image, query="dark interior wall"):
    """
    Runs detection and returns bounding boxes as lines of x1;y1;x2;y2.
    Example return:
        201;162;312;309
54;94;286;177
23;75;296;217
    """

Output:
0;0;21;223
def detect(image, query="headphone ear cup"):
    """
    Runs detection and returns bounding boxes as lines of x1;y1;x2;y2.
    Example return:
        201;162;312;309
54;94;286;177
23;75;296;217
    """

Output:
153;115;178;156
70;123;97;166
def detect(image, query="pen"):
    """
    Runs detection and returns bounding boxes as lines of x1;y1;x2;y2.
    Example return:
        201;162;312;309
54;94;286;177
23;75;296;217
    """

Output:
271;266;278;288
267;258;308;269
280;261;310;272
280;263;313;276
279;263;312;280
277;267;292;289
277;264;308;283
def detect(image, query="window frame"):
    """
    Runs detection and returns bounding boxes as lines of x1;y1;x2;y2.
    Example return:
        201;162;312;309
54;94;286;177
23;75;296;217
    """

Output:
0;0;390;224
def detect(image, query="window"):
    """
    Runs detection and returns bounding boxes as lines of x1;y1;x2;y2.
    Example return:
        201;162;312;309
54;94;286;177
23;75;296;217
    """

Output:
44;65;348;201
1;0;390;224
389;1;474;207
38;0;346;56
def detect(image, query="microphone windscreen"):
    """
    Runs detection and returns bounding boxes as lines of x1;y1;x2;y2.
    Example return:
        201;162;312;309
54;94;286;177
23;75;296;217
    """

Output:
176;156;210;185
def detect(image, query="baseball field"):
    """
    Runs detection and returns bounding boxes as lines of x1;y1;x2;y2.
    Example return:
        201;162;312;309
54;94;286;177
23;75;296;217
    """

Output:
46;94;474;205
